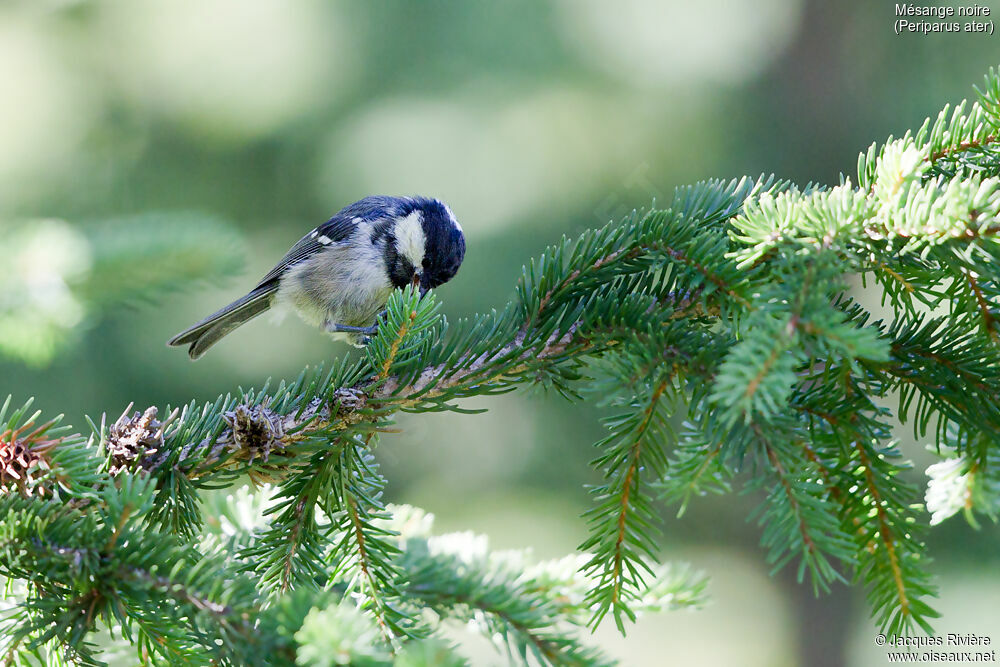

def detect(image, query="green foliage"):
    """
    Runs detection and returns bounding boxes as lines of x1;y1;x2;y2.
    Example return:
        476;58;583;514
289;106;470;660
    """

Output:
926;430;1000;528
0;213;244;366
5;67;1000;664
580;363;677;631
394;505;703;667
294;602;392;666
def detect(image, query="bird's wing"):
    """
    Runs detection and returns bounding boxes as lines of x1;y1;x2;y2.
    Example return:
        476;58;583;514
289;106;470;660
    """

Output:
253;215;360;289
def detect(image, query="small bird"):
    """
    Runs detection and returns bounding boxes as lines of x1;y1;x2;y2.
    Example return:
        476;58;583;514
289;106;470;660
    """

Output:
168;195;465;359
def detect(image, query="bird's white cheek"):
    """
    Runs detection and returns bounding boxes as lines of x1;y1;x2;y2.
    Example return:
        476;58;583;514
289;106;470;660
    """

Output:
394;210;426;269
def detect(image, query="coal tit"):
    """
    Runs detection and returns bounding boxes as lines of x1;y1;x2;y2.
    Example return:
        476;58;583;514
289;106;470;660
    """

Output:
168;196;465;359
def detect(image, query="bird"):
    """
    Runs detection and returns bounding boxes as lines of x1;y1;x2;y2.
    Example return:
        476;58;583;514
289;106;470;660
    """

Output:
168;195;465;359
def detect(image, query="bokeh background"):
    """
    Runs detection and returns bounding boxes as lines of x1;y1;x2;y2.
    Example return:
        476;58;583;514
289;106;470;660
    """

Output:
3;1;1000;664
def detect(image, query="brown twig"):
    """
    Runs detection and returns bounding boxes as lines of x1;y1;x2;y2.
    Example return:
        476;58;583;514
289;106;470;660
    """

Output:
927;134;999;163
965;270;999;343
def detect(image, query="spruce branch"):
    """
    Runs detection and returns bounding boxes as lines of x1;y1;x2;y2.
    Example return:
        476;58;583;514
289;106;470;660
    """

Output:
394;509;704;667
580;371;674;631
327;443;408;647
401;527;613;666
850;438;938;635
926;431;1000;527
753;428;853;593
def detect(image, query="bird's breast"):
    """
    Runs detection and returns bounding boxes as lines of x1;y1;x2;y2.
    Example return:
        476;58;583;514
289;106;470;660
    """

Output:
277;242;393;328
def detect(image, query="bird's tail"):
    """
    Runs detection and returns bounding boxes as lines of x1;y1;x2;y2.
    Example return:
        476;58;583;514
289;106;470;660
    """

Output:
167;286;276;359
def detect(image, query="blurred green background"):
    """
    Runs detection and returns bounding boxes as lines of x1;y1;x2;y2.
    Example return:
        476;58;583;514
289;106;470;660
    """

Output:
2;1;1000;664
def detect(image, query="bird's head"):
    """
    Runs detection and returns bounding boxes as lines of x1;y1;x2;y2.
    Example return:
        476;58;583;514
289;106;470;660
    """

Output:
384;197;465;295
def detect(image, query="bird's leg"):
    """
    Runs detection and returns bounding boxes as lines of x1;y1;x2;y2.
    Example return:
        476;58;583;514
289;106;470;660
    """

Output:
324;321;379;335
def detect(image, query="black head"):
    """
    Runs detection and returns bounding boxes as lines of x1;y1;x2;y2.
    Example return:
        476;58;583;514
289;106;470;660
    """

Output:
415;198;465;290
381;197;465;292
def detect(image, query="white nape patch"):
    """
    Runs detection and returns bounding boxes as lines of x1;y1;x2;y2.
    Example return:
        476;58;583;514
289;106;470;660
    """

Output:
394;210;426;268
317;235;333;245
443;202;462;233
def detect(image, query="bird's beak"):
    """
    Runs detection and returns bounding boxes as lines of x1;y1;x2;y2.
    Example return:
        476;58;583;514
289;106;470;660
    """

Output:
411;273;427;297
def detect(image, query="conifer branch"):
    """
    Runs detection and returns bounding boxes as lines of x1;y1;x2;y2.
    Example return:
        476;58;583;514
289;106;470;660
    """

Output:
764;440;819;557
611;377;670;605
345;495;395;646
660;439;725;517
281;493;314;594
854;441;911;621
928;134;1000;163
398;525;628;667
431;588;572;666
